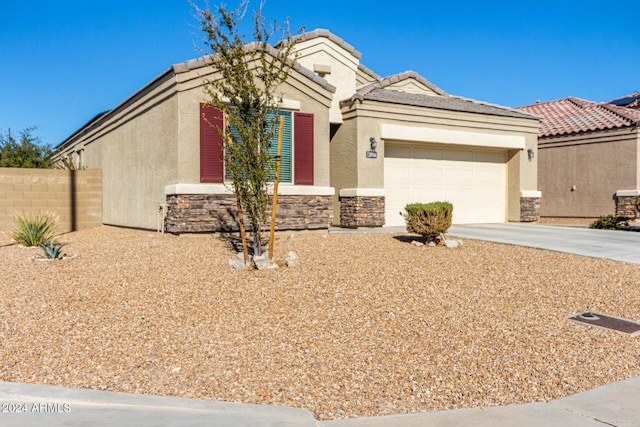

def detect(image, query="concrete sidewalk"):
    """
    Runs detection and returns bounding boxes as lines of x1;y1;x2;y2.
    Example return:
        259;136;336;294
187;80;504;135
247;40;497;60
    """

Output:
320;375;640;426
0;381;317;426
0;376;638;426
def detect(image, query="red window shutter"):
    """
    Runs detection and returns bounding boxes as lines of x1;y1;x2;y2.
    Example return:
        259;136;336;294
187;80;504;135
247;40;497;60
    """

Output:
294;112;314;185
200;103;224;183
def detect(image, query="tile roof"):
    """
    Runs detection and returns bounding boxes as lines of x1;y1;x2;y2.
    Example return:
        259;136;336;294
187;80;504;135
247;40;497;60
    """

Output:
291;29;362;59
172;42;336;94
609;90;640;108
344;72;537;120
516;97;640;137
355;71;448;97
357;63;382;82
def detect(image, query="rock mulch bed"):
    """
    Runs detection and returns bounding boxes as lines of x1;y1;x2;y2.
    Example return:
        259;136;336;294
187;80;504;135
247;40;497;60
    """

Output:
1;226;640;420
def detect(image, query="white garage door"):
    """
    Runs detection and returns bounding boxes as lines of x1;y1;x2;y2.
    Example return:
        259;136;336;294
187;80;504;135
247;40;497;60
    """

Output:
384;143;507;226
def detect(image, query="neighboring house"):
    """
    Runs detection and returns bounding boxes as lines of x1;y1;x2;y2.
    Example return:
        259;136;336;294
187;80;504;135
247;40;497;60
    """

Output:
610;91;640;109
517;97;640;219
54;29;541;232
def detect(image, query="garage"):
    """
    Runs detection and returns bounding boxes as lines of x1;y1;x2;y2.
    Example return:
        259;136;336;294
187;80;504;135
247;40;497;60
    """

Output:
384;142;507;226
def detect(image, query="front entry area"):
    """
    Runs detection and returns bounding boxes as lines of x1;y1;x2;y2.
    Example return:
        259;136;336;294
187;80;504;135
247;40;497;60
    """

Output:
384;142;507;226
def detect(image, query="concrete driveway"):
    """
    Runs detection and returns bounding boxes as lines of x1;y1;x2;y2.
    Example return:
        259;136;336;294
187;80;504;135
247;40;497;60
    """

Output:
448;223;640;264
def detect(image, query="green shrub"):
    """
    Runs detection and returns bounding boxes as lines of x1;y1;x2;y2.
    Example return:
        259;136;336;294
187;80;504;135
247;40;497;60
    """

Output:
9;211;59;246
589;215;629;230
403;201;453;242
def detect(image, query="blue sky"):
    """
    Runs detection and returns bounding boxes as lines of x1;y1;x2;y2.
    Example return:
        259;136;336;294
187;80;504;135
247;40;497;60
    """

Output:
1;1;639;146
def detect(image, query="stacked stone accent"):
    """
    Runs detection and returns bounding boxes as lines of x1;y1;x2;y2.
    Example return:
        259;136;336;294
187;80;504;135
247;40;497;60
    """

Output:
340;196;385;228
615;195;639;219
520;197;540;222
165;194;333;234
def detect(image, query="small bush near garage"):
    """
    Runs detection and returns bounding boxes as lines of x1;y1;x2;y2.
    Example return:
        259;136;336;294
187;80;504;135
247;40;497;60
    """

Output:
589;215;629;230
404;201;453;243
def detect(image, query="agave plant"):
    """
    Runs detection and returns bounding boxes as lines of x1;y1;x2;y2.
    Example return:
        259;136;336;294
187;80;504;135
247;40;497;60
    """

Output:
38;242;66;260
10;211;59;247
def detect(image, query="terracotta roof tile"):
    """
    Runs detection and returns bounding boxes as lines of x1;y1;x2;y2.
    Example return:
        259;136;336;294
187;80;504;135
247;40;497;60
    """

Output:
516;97;640;137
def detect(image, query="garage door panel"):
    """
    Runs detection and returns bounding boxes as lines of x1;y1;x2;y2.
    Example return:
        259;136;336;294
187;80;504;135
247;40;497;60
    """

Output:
476;151;505;163
415;147;444;160
415;167;444;184
384;142;506;225
446;150;474;162
444;168;474;185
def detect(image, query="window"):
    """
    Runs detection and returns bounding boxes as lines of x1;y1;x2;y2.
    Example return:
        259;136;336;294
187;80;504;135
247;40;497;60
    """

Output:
199;104;314;185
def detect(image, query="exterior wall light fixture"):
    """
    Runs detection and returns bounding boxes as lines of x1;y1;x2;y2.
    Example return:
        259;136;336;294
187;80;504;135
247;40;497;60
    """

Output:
369;137;378;152
366;137;378;159
527;148;534;161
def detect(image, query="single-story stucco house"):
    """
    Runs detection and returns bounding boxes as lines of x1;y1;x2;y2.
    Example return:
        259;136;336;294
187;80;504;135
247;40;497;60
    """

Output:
517;96;640;220
54;29;541;233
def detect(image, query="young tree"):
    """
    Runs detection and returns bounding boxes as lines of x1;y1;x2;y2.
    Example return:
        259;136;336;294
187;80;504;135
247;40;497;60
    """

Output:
194;0;302;258
0;127;53;168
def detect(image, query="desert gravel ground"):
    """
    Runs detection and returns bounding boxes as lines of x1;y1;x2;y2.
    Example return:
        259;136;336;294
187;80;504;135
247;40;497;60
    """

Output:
1;226;640;420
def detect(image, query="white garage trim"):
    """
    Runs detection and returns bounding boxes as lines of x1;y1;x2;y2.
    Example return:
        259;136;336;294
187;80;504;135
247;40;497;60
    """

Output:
380;123;525;149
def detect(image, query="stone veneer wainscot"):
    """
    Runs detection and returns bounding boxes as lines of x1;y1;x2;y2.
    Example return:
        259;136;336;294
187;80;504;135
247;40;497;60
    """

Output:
164;184;334;233
339;188;385;228
520;191;541;222
615;190;640;219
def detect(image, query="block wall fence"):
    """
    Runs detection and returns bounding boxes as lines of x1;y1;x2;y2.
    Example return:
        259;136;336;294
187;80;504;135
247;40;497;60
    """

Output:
0;168;102;234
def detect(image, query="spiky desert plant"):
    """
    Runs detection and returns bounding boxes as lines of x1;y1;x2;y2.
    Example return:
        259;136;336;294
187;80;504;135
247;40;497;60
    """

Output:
9;211;59;247
38;241;66;260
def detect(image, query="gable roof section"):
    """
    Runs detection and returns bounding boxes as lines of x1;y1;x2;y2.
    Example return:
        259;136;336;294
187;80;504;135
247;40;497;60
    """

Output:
356;63;381;86
57;43;335;149
345;72;536;120
609;90;640;108
355;71;448;98
516;97;640;137
172;42;336;94
291;29;362;60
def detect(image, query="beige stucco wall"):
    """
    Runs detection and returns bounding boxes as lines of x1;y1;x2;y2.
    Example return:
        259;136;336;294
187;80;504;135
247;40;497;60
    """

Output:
54;72;181;230
54;55;335;231
0;168;102;233
538;128;639;217
332;99;540;223
174;61;334;188
292;38;359;123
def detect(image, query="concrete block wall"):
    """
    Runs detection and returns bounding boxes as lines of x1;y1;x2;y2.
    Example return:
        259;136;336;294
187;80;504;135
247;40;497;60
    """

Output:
0;168;102;234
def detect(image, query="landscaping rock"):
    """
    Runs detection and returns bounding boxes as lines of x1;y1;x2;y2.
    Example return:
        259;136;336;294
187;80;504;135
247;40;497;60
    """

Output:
5;225;640;422
285;251;299;267
444;239;463;248
427;241;436;247
253;254;278;270
228;252;250;269
411;240;424;247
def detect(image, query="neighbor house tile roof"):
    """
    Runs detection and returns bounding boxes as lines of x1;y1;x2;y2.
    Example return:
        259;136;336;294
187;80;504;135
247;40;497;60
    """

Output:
516;97;640;137
344;72;537;120
609;90;640;108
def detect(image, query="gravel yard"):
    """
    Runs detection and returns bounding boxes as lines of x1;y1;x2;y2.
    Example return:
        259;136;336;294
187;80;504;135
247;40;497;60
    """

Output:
1;226;640;420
